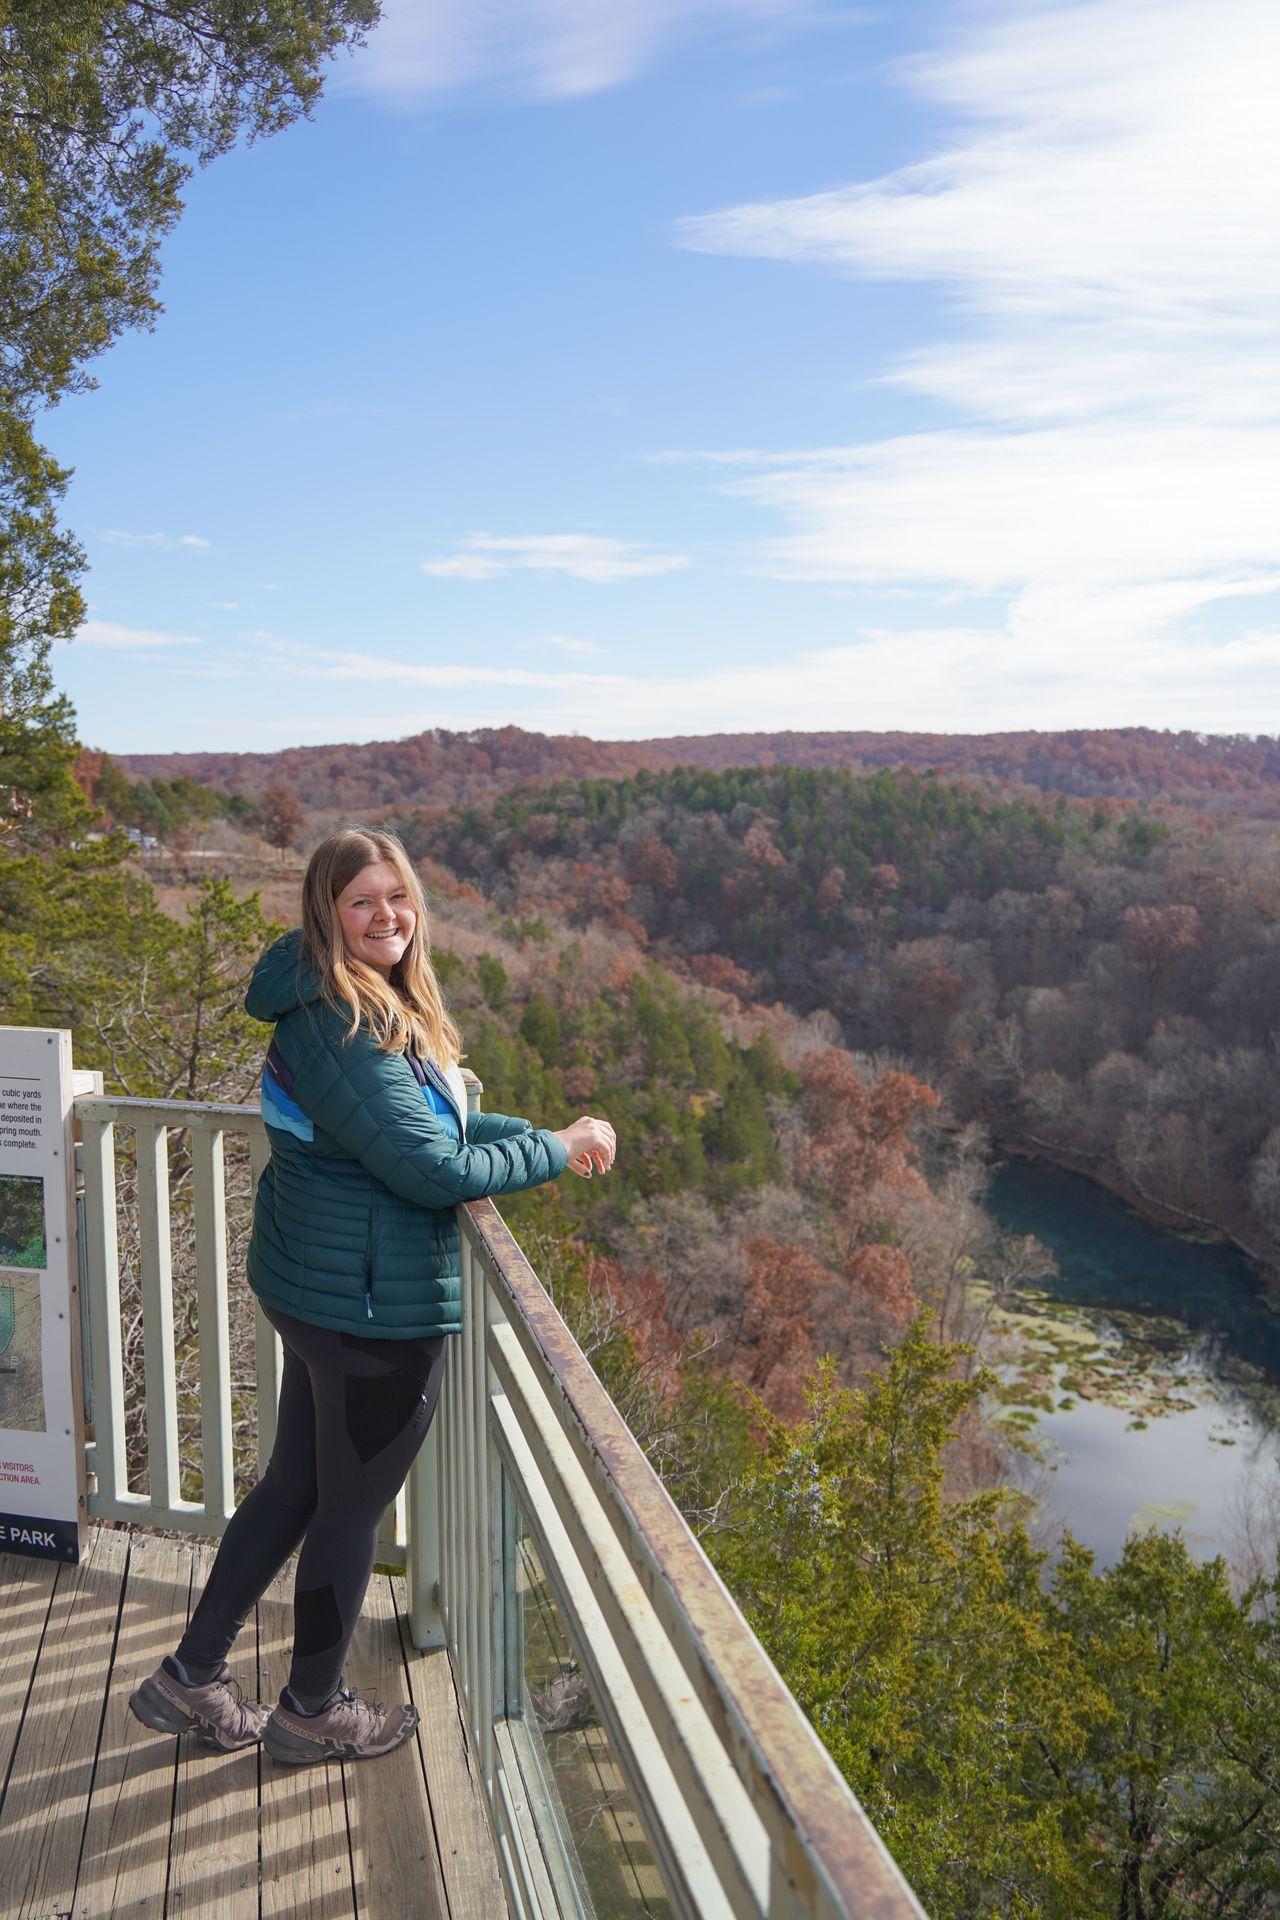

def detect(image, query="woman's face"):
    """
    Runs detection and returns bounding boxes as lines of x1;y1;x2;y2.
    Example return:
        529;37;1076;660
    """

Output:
335;860;417;979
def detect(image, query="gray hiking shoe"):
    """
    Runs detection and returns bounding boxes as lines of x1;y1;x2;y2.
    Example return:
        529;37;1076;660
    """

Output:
262;1684;419;1764
129;1657;271;1752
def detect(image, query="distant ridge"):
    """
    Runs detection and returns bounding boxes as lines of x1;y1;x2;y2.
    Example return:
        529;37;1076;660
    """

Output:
112;723;1280;816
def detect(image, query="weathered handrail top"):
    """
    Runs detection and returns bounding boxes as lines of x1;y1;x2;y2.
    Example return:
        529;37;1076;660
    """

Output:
468;1198;921;1918
75;1093;268;1127
75;1073;482;1132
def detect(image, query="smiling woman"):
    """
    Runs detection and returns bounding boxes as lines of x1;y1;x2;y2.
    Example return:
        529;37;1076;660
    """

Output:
128;822;616;1764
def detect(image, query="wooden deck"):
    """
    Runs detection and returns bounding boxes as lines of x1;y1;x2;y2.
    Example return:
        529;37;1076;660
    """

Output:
0;1523;510;1920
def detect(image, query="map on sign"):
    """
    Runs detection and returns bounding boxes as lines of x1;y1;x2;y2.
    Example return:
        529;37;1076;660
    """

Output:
0;1276;45;1433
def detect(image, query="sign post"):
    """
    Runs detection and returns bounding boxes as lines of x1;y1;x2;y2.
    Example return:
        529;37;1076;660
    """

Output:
0;1028;90;1562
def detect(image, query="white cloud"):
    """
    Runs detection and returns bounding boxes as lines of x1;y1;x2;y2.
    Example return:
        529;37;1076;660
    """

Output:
675;0;1280;694
71;619;204;651
246;638;628;691
209;600;239;611
422;533;692;583
184;626;1280;742
349;0;812;102
541;634;604;655
97;530;212;550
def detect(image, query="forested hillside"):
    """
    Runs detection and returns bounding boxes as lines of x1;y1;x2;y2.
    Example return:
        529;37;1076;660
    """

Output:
111;721;1280;817
408;764;1280;1275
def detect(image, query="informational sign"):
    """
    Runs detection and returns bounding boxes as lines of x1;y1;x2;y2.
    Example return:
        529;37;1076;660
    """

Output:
0;1028;89;1562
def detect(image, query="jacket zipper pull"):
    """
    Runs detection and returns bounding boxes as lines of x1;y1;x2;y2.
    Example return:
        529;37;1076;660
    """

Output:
364;1286;373;1321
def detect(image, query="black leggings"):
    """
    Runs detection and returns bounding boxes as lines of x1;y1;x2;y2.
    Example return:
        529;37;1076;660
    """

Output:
176;1301;448;1703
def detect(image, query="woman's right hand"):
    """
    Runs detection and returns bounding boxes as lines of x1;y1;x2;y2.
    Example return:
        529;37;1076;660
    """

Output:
554;1116;616;1178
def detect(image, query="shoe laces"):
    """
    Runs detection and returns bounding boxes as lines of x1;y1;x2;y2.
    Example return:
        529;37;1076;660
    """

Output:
328;1683;388;1724
215;1670;261;1732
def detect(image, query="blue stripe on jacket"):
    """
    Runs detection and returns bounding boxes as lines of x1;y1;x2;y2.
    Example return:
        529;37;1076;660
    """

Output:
260;1043;461;1144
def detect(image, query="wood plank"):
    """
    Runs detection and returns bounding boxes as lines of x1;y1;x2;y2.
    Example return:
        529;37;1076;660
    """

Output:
72;1530;191;1918
0;1547;59;1799
167;1537;260;1920
257;1550;356;1920
392;1573;511;1920
343;1571;448;1920
0;1523;129;1920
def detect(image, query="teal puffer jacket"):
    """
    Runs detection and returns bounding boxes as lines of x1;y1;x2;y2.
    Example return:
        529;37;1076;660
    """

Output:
244;929;569;1338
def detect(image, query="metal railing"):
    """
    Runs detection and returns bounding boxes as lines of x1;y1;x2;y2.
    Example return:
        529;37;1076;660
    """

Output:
73;1072;925;1920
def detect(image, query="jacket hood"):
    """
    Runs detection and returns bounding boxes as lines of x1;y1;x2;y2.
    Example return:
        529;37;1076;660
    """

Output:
245;928;324;1023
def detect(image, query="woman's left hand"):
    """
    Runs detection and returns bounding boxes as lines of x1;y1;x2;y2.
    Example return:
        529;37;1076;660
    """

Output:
560;1115;616;1178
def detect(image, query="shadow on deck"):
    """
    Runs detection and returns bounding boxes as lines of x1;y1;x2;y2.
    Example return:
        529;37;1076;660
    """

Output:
0;1523;508;1919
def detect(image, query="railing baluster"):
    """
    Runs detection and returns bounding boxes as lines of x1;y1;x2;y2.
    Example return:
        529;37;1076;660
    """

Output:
458;1228;479;1732
253;1300;283;1471
79;1115;126;1504
444;1328;463;1640
191;1123;234;1522
477;1264;497;1793
376;1484;406;1570
499;1448;522;1720
246;1122;284;1474
407;1419;443;1646
135;1121;180;1512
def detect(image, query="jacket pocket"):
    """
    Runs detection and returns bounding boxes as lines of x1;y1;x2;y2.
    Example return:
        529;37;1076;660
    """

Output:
363;1196;374;1321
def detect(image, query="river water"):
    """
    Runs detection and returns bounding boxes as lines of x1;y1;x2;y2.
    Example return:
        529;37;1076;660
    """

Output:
980;1157;1280;1569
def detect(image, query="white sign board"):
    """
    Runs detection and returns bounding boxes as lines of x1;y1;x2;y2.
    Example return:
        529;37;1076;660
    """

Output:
0;1028;88;1562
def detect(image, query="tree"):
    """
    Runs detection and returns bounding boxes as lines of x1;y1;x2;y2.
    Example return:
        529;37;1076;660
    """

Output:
709;1318;1091;1916
3;4;379;420
708;1318;1280;1919
0;0;379;752
260;782;305;860
794;1048;937;1268
1050;1530;1280;1916
1122;903;1203;1014
20;870;282;1100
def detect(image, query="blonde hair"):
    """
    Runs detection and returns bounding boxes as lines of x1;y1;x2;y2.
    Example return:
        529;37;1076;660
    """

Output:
300;826;464;1064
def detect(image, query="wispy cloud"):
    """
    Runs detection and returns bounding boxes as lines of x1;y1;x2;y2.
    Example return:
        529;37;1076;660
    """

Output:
209;600;240;611
71;619;204;651
245;638;627;691
97;530;211;551
537;634;604;655
350;0;814;103
196;626;1280;740
422;533;692;583
675;0;1280;680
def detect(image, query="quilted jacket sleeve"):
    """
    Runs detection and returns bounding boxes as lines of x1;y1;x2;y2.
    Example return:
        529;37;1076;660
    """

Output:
466;1109;536;1146
277;1005;569;1207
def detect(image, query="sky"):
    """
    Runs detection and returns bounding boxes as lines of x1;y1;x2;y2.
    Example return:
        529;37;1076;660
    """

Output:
46;0;1280;755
